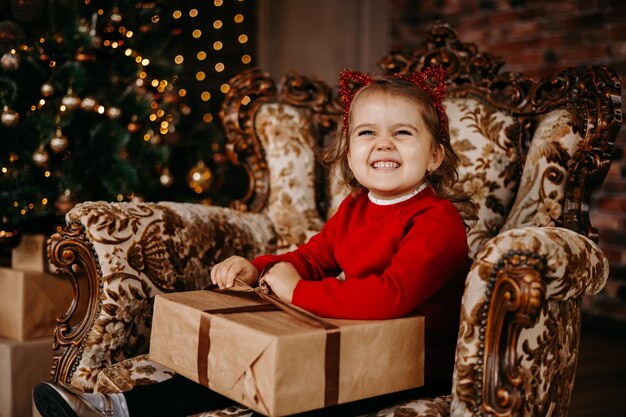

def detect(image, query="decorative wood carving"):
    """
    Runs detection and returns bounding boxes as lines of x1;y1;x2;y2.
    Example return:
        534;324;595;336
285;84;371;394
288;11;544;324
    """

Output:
219;68;341;213
47;222;102;384
477;251;547;417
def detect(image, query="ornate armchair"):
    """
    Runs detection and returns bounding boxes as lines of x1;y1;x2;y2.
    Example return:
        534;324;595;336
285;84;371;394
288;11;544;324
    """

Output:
47;23;621;417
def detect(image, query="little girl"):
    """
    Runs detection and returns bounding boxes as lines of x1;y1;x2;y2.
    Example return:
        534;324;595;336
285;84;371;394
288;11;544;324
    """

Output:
34;68;476;417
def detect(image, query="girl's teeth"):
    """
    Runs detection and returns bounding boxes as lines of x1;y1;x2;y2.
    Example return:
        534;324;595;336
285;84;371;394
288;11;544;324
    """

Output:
373;161;399;168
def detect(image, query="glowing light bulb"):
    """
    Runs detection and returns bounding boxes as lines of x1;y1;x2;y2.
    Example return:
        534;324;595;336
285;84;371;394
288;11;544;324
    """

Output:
234;14;244;23
197;51;207;60
189;9;198;17
215;62;224;72
213;20;223;29
242;54;252;64
175;55;184;64
213;41;223;50
238;34;248;44
196;71;206;81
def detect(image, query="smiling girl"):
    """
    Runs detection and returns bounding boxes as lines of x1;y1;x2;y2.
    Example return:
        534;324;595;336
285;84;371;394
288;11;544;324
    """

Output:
213;68;476;391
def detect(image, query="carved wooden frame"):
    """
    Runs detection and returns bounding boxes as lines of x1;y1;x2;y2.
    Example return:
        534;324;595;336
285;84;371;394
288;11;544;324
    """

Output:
218;67;342;214
47;222;101;384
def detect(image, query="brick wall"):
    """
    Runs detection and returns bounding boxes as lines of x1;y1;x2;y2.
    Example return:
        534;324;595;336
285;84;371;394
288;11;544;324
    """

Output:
390;0;626;324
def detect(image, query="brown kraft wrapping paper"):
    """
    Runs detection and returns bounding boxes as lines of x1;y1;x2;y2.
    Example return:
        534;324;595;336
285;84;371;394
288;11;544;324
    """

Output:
0;268;72;341
149;289;424;416
0;336;54;417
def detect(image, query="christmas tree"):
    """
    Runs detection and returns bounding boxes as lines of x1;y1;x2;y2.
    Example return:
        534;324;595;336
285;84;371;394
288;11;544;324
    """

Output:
0;0;255;247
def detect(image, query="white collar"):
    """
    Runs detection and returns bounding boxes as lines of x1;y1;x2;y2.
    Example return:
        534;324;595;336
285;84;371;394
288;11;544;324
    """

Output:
367;182;428;206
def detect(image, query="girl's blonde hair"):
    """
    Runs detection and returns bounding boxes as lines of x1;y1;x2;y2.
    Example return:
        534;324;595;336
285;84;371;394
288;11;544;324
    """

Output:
324;75;477;226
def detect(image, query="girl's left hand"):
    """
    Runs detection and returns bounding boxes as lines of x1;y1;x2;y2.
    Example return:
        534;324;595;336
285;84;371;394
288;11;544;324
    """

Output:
261;262;301;302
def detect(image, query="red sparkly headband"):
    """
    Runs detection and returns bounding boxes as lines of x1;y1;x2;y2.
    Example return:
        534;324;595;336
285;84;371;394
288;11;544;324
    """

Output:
338;66;449;141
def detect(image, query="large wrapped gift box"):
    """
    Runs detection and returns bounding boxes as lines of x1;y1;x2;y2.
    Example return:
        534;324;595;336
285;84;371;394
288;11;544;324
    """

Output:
149;290;424;416
0;267;71;341
0;336;53;417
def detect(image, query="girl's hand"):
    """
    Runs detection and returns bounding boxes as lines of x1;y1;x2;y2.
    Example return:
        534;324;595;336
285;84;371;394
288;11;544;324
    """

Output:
261;262;302;302
210;256;259;289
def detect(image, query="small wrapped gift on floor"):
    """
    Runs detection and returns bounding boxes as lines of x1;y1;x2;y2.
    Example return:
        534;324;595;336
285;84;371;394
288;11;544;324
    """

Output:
149;288;424;417
0;267;72;341
0;336;54;417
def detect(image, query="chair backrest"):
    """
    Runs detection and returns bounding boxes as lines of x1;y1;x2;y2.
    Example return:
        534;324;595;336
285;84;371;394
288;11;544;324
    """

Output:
221;22;621;257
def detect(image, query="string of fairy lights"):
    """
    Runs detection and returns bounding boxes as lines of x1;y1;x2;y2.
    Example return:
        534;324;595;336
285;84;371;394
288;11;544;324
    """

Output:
171;0;252;126
161;0;254;196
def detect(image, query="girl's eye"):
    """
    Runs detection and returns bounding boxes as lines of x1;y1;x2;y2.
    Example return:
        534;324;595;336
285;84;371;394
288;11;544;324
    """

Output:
358;130;375;136
395;129;412;136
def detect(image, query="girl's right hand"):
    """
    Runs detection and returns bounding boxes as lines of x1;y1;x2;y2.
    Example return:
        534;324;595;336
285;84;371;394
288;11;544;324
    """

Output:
210;255;259;289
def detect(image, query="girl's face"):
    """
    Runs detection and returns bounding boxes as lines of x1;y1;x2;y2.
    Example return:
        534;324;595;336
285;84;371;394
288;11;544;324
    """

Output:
347;92;444;200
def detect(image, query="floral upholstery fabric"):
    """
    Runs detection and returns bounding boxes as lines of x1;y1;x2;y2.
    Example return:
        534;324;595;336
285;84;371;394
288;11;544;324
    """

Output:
256;103;325;252
65;202;276;391
446;98;519;258
358;395;451;417
94;354;174;393
451;227;608;417
500;109;582;231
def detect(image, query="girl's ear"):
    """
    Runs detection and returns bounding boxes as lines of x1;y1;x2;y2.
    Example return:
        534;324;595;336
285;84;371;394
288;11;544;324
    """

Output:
427;143;445;172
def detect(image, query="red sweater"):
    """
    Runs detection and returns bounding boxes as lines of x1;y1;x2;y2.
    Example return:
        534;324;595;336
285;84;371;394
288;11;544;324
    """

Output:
252;188;469;383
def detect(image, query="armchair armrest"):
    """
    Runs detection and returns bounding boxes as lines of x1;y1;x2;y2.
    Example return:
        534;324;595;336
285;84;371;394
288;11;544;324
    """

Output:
47;201;276;391
452;226;608;417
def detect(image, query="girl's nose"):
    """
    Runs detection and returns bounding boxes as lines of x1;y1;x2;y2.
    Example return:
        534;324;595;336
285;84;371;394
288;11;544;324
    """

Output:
376;137;394;150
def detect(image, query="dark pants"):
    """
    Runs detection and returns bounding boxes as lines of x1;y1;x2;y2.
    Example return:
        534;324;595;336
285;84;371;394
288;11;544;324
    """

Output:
123;374;450;417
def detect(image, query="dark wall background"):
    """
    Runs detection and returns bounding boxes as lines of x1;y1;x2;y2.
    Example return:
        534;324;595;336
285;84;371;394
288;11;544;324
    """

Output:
390;0;626;324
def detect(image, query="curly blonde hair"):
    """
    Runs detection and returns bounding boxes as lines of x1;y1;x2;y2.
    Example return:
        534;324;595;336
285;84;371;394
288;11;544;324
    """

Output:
324;75;477;226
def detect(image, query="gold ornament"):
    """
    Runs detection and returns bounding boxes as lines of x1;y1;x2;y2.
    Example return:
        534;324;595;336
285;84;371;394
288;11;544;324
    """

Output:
32;145;49;167
0;52;19;71
1;106;20;127
49;127;69;153
159;167;173;187
81;97;97;111
110;7;123;23
187;161;213;194
40;83;54;97
55;189;77;215
78;18;91;33
106;106;122;119
61;88;81;110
